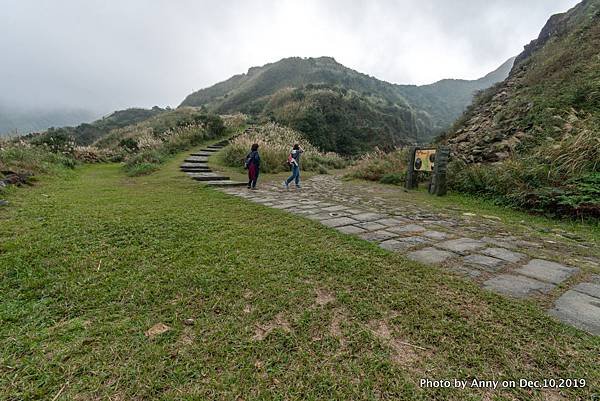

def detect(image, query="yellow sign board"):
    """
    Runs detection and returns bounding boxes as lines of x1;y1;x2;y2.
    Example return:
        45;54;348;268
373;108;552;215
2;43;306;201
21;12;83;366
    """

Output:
414;149;436;172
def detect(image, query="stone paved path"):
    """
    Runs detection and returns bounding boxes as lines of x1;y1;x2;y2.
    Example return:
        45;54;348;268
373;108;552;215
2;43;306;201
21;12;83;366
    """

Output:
214;174;600;336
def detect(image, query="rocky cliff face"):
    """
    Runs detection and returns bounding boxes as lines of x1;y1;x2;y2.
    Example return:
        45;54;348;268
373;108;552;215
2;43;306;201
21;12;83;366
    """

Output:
444;0;600;164
445;70;530;163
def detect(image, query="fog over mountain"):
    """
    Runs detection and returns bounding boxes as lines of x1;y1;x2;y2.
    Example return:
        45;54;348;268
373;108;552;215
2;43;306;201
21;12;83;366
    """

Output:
0;0;578;119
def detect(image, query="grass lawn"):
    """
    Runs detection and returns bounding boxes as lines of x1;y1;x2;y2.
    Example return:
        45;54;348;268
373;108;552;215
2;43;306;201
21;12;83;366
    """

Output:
1;149;599;400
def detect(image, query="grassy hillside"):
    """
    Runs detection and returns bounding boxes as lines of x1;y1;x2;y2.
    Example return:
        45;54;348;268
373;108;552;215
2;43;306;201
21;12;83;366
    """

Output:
0;156;598;400
180;57;512;152
1;108;230;180
31;107;167;146
181;57;409;112
261;85;426;154
95;107;230;175
443;0;600;218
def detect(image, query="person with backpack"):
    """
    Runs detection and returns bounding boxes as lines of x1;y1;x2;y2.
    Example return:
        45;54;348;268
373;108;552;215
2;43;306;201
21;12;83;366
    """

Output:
283;144;304;189
245;143;260;189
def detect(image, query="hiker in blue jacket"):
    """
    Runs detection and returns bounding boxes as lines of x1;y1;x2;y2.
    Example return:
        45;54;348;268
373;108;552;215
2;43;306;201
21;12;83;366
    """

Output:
245;143;260;189
283;144;304;189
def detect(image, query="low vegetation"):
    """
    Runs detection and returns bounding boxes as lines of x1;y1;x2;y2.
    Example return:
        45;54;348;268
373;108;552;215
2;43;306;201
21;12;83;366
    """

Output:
5;108;230;179
221;122;347;174
0;138;76;177
345;148;409;183
448;122;600;219
95;108;228;176
447;94;600;219
0;133;118;185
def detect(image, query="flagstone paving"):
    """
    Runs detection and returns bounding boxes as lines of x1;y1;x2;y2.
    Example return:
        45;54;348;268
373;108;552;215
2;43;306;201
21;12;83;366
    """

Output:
214;174;600;335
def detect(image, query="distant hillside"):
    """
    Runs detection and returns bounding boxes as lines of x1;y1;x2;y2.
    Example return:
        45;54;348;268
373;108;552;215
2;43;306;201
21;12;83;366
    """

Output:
0;107;98;136
93;107;222;149
36;107;167;146
180;56;512;153
398;57;515;133
443;0;600;217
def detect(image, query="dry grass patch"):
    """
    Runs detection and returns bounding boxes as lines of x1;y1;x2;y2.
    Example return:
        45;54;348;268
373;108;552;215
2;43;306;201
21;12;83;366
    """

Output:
253;313;292;341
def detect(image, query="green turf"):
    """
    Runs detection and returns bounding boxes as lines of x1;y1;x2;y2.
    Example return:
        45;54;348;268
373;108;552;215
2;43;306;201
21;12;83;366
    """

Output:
1;151;599;400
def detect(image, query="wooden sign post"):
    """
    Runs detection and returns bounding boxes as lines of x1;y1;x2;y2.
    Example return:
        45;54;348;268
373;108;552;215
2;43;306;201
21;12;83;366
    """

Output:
405;146;449;196
429;146;449;196
405;146;419;189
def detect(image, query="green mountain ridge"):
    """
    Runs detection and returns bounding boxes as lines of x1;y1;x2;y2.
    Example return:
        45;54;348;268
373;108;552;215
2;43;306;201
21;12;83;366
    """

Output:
180;56;513;153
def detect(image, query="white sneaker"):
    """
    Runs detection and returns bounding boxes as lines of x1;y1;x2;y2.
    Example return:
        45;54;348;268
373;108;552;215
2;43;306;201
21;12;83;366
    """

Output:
283;181;289;189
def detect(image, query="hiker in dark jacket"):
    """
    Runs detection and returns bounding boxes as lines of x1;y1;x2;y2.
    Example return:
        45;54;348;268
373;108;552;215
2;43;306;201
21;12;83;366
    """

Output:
245;143;260;189
283;144;304;189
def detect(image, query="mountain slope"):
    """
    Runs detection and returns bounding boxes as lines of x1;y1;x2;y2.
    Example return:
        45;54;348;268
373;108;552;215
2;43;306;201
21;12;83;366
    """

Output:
35;107;167;146
443;0;600;217
180;57;512;153
444;0;599;163
181;57;410;112
260;85;424;154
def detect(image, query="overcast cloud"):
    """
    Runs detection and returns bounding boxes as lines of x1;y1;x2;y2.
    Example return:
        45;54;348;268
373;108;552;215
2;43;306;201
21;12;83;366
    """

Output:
0;0;580;114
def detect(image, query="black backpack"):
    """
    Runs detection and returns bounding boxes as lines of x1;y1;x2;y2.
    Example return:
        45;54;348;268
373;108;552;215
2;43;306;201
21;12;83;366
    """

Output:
244;153;252;169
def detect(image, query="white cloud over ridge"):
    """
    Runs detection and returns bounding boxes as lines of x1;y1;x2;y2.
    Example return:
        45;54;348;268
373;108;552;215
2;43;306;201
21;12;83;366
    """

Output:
0;0;580;113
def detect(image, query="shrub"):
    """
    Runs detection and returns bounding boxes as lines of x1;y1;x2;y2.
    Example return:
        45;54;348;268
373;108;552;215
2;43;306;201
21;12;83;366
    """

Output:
0;140;77;175
221;113;247;130
448;156;600;219
119;138;139;152
73;146;119;163
379;172;405;185
113;113;228;176
126;162;160;177
124;149;165;169
29;131;76;155
222;122;347;174
346;148;408;181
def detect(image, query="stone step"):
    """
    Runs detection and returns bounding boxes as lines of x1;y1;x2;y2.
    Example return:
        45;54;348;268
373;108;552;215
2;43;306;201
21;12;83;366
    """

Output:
202;180;247;187
187;172;230;181
184;157;209;163
200;148;219;152
180;162;208;169
190;152;214;157
181;167;212;172
181;164;211;169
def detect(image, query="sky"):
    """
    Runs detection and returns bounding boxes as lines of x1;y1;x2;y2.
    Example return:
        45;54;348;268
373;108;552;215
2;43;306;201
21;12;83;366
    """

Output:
0;0;580;115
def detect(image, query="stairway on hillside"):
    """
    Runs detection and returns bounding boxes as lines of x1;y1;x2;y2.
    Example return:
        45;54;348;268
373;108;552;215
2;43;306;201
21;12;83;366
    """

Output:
180;126;256;187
